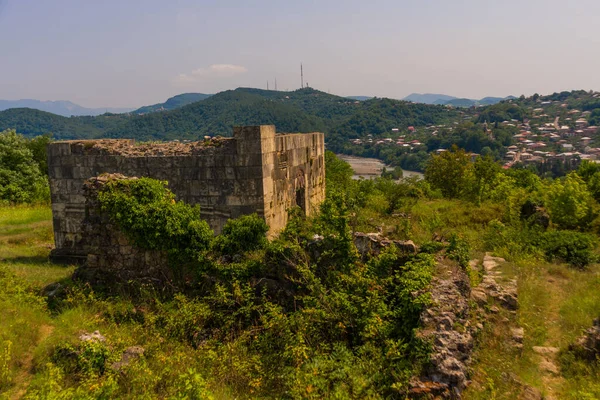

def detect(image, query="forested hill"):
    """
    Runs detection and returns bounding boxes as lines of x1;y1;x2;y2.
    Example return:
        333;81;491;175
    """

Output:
0;87;461;141
132;93;212;114
0;108;125;139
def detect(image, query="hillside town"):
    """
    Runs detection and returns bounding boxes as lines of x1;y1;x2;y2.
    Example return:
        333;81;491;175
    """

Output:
346;91;600;174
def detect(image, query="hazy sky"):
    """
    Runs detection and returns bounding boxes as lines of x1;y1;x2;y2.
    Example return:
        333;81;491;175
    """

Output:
1;0;599;108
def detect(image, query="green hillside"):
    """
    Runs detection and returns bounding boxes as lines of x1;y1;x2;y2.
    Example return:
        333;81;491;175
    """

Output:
0;108;130;139
133;93;212;114
0;88;461;141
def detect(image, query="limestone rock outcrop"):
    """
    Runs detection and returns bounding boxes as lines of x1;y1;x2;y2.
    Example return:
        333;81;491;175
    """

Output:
353;232;417;257
409;263;476;399
408;253;520;398
570;318;600;360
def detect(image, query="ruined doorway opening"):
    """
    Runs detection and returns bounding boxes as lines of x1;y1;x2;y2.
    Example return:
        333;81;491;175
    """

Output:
295;169;307;214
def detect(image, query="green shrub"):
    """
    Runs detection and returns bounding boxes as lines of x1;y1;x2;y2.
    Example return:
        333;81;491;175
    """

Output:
419;241;446;254
537;231;597;268
97;177;213;264
155;294;212;346
483;220;546;261
51;340;112;377
211;214;268;256
0;130;49;204
447;234;471;269
545;173;596;230
174;368;215;400
391;253;436;338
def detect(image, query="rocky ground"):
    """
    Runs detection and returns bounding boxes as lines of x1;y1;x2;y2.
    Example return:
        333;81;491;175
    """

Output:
408;253;522;399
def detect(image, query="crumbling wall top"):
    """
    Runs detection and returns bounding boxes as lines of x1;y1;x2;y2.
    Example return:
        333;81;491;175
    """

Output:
58;137;232;157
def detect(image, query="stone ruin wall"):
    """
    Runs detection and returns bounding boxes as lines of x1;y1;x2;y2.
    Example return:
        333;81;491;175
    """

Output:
76;174;171;286
48;125;325;263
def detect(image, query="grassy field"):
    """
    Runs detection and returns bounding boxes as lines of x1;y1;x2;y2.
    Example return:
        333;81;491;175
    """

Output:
0;203;598;399
0;205;234;399
0;206;71;286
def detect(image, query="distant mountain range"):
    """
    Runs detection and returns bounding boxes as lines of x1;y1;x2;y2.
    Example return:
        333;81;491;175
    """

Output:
132;93;212;114
0;93;214;117
403;93;515;107
0;99;135;117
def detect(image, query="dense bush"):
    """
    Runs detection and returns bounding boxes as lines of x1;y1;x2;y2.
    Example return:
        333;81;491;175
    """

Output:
447;234;471;268
484;219;597;268
537;231;597;268
97;177;213;264
0;129;49;203
211;214;269;256
87;170;439;396
545;173;596;230
51;340;111;377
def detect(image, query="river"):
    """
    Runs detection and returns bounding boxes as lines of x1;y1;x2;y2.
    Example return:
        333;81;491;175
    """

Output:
336;154;424;180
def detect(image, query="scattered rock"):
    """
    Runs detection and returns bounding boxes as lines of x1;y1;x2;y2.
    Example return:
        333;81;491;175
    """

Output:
71;137;228;157
407;378;450;398
511;327;524;344
539;359;559;375
411;253;522;398
111;346;145;370
532;346;559;356
43;282;66;302
411;264;474;397
520;384;543;400
79;330;106;343
353;232;418;257
510;327;524;351
499;290;518;310
569;318;600;360
470;288;488;306
478;255;519;311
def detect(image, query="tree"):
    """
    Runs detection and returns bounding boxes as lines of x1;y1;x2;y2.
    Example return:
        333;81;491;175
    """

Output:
545;173;595;230
425;145;473;198
324;151;353;193
472;156;501;205
480;146;493;158
589;109;600;126
576;160;600;182
26;134;52;175
0;130;49;203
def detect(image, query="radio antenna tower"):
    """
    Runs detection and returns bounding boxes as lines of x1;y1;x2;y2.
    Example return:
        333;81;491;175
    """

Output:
275;77;277;91
301;63;304;89
267;81;269;90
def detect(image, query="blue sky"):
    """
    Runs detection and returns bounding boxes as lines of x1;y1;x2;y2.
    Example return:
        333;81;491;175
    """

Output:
1;0;599;107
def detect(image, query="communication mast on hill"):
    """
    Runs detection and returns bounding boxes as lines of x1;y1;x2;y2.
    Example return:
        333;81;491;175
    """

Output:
275;77;277;91
301;63;304;89
267;81;269;90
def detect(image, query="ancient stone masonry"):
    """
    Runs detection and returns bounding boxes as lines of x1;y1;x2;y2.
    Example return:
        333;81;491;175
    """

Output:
47;125;326;263
72;174;170;286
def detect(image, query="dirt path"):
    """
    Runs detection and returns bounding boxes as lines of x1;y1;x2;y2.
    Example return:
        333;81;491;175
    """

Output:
10;324;55;399
529;275;567;400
